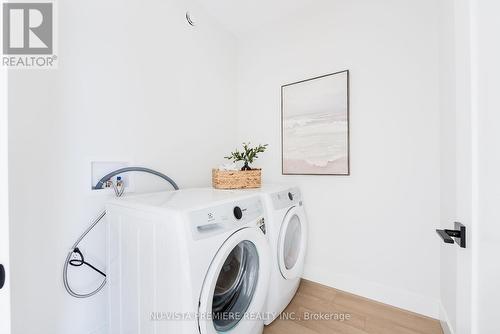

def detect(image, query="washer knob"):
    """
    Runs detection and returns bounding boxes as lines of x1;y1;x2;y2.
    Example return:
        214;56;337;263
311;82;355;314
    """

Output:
233;206;243;220
288;192;294;201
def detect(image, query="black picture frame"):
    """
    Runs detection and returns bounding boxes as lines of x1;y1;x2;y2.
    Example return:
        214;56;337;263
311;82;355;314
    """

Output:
281;70;350;176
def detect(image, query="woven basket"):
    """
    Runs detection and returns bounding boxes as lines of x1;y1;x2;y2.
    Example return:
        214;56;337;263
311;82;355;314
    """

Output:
212;169;262;189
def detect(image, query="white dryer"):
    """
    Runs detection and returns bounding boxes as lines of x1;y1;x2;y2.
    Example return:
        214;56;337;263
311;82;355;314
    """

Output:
105;189;271;334
258;185;308;325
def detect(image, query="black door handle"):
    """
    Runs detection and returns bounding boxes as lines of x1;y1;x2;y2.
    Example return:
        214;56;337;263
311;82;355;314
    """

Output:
0;264;5;289
436;222;466;248
436;230;455;244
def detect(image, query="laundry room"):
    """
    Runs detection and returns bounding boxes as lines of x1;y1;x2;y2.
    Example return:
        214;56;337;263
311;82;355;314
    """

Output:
0;1;499;334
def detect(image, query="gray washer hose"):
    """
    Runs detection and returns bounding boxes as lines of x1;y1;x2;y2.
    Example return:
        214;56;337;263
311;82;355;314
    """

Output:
94;166;179;190
63;167;178;298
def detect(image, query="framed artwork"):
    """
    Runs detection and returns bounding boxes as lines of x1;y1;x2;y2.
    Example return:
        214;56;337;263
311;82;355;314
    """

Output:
281;70;350;175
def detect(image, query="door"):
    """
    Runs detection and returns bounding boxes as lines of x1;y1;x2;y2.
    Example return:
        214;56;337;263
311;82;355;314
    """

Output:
438;1;500;333
198;227;270;334
473;1;500;332
277;206;307;280
438;0;473;332
0;62;11;333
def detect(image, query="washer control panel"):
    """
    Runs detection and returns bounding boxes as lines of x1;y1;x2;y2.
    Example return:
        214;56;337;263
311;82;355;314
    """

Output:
271;187;301;210
189;196;264;240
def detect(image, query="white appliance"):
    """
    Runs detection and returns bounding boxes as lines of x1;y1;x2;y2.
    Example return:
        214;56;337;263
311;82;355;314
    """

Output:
105;189;271;334
258;185;308;325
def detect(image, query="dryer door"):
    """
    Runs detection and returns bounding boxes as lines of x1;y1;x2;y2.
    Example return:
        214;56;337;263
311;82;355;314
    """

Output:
278;206;308;280
198;227;271;334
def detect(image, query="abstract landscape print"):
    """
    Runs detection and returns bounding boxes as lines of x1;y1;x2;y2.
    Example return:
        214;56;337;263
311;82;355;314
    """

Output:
282;70;349;175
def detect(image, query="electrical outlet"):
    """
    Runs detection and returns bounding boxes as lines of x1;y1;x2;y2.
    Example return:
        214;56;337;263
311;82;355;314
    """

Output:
91;161;133;191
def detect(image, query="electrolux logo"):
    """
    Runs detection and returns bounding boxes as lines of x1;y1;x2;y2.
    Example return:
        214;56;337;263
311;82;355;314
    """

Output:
2;0;57;68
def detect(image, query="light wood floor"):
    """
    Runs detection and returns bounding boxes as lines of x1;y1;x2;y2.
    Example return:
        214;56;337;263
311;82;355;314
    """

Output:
264;279;443;334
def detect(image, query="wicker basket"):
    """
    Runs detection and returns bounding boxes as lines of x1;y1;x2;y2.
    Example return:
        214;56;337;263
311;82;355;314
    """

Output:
212;169;262;189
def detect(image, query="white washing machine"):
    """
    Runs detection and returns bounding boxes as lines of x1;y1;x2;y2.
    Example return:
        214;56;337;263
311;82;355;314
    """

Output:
105;188;271;334
258;185;308;325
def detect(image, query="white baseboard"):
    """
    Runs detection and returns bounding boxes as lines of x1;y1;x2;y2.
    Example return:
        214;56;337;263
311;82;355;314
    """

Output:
439;303;454;334
302;264;440;319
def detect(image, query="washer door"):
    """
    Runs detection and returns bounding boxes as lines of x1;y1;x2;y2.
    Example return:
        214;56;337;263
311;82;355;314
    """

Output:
278;206;308;280
198;227;271;334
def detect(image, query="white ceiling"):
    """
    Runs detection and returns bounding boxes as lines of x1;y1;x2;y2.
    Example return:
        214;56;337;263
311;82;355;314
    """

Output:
195;0;315;37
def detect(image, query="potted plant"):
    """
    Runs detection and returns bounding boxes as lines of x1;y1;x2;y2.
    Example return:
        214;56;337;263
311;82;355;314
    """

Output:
224;143;268;171
212;143;268;189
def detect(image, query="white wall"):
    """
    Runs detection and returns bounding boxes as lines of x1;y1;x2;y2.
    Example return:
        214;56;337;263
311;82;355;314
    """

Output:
236;0;442;317
8;0;237;333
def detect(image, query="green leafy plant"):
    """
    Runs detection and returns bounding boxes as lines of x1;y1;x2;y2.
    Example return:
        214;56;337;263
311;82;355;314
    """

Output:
225;142;268;170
